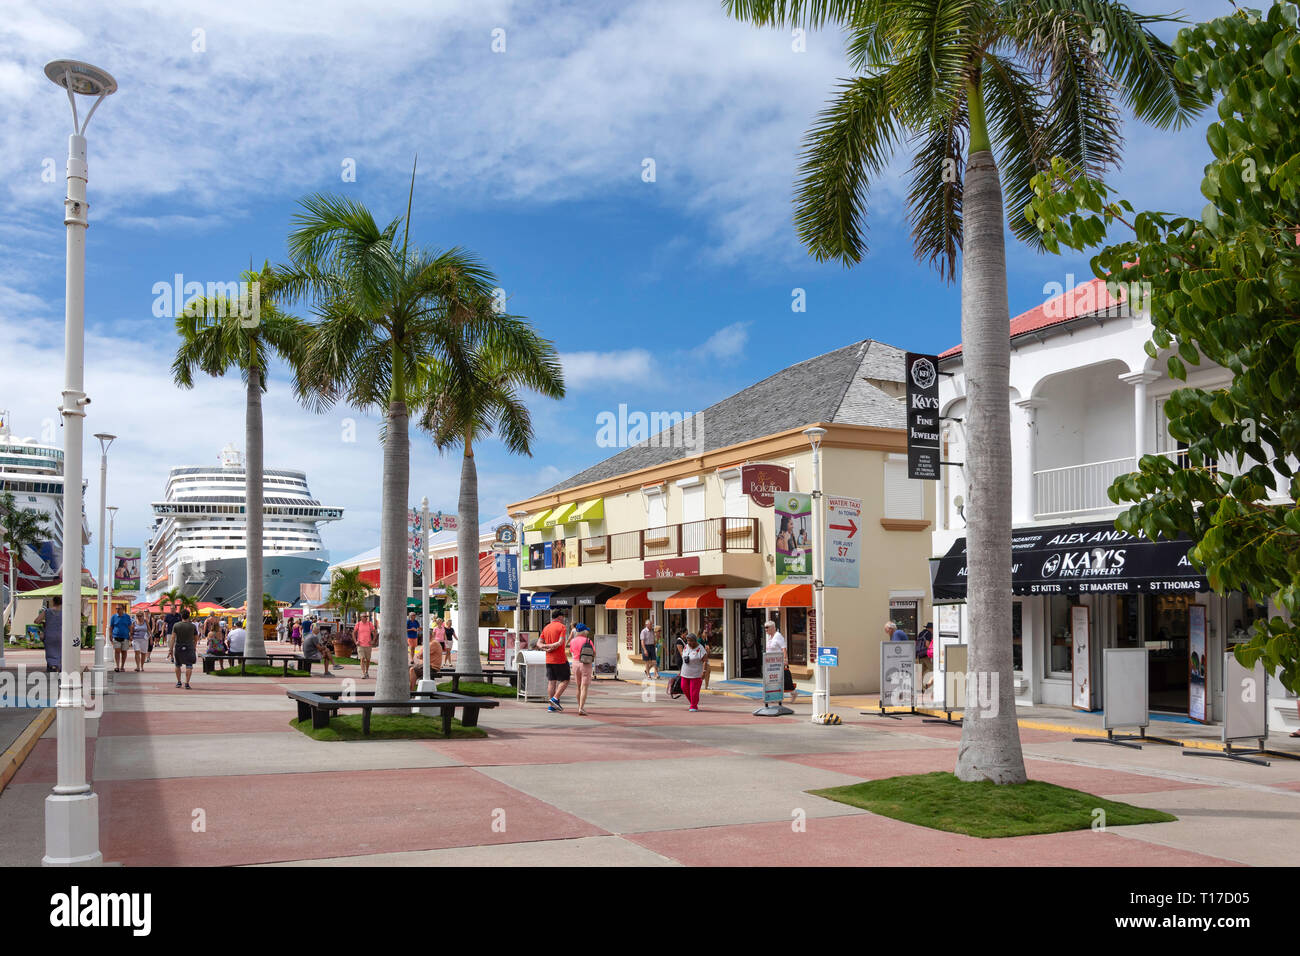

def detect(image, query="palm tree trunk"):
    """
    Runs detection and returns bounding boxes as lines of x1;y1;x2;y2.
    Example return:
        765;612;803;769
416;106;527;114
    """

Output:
376;399;412;710
245;362;267;661
954;79;1027;784
455;441;481;670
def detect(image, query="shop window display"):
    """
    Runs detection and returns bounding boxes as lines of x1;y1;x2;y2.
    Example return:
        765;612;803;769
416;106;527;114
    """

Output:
1047;595;1079;677
786;607;809;666
700;607;724;658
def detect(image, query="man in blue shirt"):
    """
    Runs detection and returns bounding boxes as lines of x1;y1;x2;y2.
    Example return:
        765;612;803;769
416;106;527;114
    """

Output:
110;606;133;672
885;621;909;642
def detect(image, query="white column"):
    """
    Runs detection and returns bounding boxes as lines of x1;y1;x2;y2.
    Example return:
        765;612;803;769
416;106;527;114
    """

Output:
1119;371;1159;465
1012;398;1039;523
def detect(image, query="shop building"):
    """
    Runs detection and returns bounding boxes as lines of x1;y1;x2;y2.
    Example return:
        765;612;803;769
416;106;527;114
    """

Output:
929;278;1296;730
509;340;936;694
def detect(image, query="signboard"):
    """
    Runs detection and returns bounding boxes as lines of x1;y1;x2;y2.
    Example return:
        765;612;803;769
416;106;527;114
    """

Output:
504;630;519;670
644;556;700;579
817;646;839;667
774;493;813;585
487;627;507;664
740;463;791;507
1222;651;1267;743
113;547;141;591
594;634;619;677
1102;648;1149;731
941;642;967;710
938;604;960;636
529;543;546;570
762;650;785;704
529;592;552;609
495;523;517;544
1189;603;1208;722
543;541;554;569
881;640;914;708
824;496;861;588
905;352;941;480
1071;604;1093;710
495;553;518;599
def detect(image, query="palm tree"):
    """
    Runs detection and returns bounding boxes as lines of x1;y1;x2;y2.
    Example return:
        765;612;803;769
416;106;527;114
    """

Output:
417;317;565;668
726;0;1200;783
282;173;507;707
329;566;376;635
1;491;51;659
172;263;307;662
160;588;198;617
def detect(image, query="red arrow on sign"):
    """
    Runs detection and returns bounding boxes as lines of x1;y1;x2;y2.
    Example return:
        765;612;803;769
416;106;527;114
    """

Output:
829;518;858;538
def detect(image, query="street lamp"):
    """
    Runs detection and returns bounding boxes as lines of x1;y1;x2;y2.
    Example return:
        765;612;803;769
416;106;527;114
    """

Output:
92;433;114;691
107;506;118;639
509;509;528;631
44;58;116;868
803;426;830;723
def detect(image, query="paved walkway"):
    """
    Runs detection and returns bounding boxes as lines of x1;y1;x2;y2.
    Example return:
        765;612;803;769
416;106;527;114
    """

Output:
2;643;1298;866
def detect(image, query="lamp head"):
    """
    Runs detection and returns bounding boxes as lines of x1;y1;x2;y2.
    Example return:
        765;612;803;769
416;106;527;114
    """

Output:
803;426;827;449
44;60;117;96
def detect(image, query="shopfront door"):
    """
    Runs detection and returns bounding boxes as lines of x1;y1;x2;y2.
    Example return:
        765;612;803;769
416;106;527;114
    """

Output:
665;609;687;670
1146;595;1190;713
736;605;765;679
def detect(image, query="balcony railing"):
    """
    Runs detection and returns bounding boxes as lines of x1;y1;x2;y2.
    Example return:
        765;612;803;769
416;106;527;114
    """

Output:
576;517;759;565
1033;457;1135;519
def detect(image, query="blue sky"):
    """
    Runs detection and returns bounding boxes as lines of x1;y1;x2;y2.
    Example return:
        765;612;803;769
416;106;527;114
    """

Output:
1;0;1236;564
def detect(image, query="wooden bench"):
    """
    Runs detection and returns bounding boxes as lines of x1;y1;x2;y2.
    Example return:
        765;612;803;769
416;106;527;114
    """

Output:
203;653;313;676
286;689;498;737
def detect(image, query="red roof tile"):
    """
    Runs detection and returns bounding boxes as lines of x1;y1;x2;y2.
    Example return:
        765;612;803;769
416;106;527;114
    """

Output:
940;277;1122;359
435;552;496;588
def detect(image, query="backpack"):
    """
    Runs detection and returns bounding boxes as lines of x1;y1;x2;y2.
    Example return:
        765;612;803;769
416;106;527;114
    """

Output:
667;675;682;699
915;632;930;660
578;637;596;664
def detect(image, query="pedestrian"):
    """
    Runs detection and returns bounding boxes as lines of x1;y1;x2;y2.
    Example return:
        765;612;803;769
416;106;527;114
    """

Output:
678;632;707;712
228;618;248;655
915;621;934;701
885;620;908;642
568;623;596;716
353;612;376;679
443;619;456;666
109;605;132;673
204;618;229;660
170;609;199;689
130;611;150;672
302;627;338;677
640;621;660;680
406;611;420;664
537;609;570;712
764;619;797;705
35;597;62;673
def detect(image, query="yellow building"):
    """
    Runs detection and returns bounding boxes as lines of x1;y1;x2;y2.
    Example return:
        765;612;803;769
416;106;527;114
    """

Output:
508;340;936;693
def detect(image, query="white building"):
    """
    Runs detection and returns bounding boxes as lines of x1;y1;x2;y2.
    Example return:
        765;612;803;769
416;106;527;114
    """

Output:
929;277;1297;733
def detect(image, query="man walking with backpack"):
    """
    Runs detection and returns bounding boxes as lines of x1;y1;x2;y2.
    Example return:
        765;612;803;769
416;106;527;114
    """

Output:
568;623;597;716
915;621;934;702
537;609;570;712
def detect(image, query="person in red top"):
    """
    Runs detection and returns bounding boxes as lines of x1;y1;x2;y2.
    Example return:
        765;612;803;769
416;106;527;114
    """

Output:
538;609;570;712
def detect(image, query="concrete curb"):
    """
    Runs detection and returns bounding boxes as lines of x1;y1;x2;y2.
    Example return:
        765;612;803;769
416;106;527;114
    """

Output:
0;708;54;795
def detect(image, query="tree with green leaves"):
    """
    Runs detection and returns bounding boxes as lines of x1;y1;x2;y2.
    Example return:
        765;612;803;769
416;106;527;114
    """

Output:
725;0;1201;783
416;315;565;668
329;565;376;636
1;491;51;656
283;171;510;707
1026;3;1300;694
172;263;308;660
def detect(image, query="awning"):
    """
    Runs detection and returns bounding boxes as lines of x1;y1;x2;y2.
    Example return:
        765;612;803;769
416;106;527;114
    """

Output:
546;503;578;527
605;587;652;610
747;583;814;608
523;510;552;532
930;519;1208;600
568;498;604;523
549;583;620;607
665;586;724;609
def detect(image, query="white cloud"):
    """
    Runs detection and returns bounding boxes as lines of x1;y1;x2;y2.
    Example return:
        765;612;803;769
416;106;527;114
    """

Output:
561;348;654;389
699;321;749;358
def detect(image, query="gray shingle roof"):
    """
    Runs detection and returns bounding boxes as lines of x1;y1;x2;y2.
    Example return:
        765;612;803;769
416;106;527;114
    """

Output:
539;339;907;496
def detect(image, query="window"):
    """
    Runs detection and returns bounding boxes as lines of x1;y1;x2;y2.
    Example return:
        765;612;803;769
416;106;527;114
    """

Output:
1012;602;1023;671
681;482;705;524
723;476;748;518
1047;595;1080;678
699;606;723;657
884;456;924;519
786;607;809;666
605;609;619;635
646;487;667;528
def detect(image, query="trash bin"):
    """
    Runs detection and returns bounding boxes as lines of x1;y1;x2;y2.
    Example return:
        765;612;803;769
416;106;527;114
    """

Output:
516;649;548;701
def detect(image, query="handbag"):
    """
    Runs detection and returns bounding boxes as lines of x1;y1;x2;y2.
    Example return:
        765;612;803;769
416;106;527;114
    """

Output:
782;665;795;691
667;675;683;698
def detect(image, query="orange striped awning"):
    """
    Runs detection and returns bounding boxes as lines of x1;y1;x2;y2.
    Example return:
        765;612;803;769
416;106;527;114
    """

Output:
605;587;653;610
747;583;813;609
665;586;724;610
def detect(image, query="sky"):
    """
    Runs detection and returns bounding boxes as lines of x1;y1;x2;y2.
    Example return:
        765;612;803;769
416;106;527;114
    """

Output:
0;0;1237;568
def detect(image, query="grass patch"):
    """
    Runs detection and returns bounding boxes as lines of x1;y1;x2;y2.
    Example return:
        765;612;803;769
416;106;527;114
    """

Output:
810;772;1176;838
210;663;309;678
290;713;486;741
436;680;516;698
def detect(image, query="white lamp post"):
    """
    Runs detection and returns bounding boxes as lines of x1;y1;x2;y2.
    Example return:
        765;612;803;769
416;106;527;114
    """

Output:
92;433;114;690
44;58;116;868
107;506;118;647
509;509;527;632
803;426;830;723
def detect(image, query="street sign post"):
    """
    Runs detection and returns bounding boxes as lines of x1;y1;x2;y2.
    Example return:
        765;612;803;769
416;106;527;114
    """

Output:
817;646;839;667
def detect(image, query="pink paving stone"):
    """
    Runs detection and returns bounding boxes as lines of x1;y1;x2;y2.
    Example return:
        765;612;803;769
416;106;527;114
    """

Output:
626;811;1240;867
426;724;733;766
11;737;95;786
98;767;605;866
859;719;1071;745
585;706;788;727
98;711;298;737
775;749;1210;795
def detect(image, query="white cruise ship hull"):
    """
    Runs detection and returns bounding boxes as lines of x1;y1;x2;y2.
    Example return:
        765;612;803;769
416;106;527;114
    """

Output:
149;552;330;607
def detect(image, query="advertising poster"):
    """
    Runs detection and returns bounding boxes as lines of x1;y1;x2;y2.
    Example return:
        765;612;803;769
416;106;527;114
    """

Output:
762;650;785;704
504;631;518;670
881;640;915;708
1189;603;1208;722
113;547;141;591
774;493;813;585
824;496;861;588
487;627;507;664
494;553;518;600
1071;604;1093;710
594;634;619;678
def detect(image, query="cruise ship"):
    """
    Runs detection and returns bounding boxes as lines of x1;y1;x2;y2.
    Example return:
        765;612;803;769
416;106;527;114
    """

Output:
145;444;343;607
0;412;90;592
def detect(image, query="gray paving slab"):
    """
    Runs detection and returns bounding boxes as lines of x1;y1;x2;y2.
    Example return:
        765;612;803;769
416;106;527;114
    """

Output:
634;720;955;756
478;753;867;833
0;782;49;866
1111;785;1300;866
92;732;464;780
103;694;296;713
1022;738;1300;789
253;834;680;867
0;709;41;752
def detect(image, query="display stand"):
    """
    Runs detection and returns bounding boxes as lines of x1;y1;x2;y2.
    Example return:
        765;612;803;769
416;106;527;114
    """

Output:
753;650;793;716
1074;648;1162;749
865;642;917;720
1183;652;1271;766
924;641;964;725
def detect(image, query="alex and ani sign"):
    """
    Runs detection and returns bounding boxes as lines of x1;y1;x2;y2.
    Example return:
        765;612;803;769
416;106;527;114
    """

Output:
740;463;790;507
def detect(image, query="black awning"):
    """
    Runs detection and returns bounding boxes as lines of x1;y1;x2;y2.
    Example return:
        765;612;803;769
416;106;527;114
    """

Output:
549;583;620;607
930;519;1207;601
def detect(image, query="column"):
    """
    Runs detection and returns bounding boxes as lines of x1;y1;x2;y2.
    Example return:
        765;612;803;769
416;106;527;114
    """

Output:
1119;370;1160;465
1012;398;1040;523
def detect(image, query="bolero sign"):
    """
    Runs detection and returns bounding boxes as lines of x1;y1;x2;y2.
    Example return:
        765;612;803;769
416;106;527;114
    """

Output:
740;463;790;507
